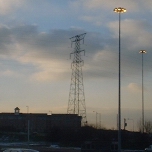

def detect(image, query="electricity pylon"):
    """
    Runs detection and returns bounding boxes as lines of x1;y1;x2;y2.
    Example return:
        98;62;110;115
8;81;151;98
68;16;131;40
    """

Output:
67;33;87;125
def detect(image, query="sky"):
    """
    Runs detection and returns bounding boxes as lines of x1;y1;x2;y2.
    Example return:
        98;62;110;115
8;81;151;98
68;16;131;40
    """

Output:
0;0;152;131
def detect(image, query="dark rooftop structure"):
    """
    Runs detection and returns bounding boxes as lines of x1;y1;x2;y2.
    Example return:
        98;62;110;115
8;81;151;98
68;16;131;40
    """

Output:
0;107;82;133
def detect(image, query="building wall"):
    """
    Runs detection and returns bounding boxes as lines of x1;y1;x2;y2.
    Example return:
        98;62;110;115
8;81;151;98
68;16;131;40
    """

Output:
0;112;81;133
51;114;82;129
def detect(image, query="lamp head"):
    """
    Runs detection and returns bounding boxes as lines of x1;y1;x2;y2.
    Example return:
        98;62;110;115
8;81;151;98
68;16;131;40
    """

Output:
139;50;147;54
114;7;127;13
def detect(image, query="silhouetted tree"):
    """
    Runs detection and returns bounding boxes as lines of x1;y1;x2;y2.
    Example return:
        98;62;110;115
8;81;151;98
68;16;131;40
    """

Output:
144;120;152;134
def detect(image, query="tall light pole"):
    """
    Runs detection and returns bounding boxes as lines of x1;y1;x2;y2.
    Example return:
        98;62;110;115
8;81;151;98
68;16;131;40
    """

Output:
139;50;147;133
113;7;126;152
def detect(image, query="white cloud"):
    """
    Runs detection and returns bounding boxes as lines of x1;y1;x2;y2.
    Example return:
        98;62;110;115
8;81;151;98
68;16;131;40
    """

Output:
108;19;152;51
29;60;69;82
0;25;74;82
80;16;103;26
127;83;141;93
71;0;140;12
0;0;24;15
93;50;117;62
0;69;19;77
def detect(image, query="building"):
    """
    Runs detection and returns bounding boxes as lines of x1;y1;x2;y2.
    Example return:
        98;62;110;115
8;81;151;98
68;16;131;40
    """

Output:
0;107;82;133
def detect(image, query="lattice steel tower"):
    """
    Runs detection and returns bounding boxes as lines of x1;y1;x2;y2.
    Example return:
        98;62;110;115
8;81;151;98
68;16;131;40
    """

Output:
67;33;87;125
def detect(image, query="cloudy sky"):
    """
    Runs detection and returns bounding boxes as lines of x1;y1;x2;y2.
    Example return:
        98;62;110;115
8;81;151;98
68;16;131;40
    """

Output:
0;0;152;130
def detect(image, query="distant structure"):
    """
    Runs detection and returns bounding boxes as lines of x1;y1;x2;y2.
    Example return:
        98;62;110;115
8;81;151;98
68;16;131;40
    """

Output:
0;107;81;133
67;33;87;125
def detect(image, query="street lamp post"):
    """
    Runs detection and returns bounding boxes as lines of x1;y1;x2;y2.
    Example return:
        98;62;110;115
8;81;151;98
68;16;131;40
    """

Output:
139;50;147;133
93;111;98;129
26;106;30;146
128;118;134;132
113;7;126;152
26;106;29;114
99;113;101;129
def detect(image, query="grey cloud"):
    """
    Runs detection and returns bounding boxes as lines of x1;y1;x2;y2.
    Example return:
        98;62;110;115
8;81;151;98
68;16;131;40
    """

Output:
0;23;151;81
